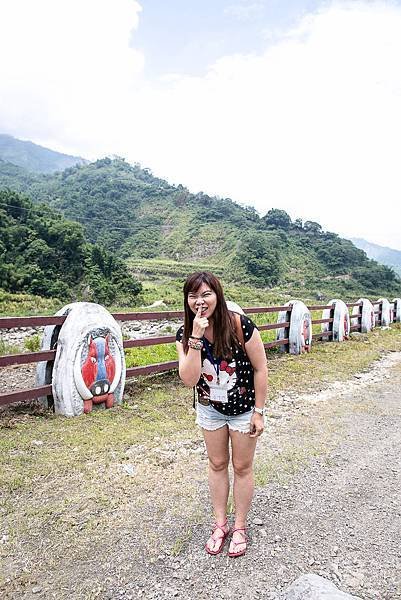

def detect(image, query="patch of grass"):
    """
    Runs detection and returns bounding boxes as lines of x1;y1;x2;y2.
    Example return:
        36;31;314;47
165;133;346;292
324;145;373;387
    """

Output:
170;525;194;556
24;334;41;352
0;289;61;316
125;343;177;367
266;324;401;399
0;338;20;355
255;441;326;486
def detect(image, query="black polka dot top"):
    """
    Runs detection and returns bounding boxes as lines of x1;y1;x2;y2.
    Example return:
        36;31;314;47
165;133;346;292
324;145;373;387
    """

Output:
176;313;257;416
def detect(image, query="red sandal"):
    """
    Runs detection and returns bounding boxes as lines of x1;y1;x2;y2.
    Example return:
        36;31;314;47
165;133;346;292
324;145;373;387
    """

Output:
228;527;247;558
205;521;230;555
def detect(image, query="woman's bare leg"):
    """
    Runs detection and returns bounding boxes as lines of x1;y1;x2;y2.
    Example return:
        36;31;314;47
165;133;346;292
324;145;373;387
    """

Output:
229;429;258;552
202;426;230;551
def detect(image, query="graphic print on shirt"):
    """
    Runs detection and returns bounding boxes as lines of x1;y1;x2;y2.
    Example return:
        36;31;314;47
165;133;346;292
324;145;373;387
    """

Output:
201;357;237;391
175;313;257;415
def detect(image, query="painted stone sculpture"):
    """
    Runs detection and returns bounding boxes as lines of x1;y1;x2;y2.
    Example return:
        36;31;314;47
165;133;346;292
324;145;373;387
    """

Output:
75;332;122;414
277;301;312;354
36;303;76;408
352;298;375;333
392;298;401;322
321;299;350;342
376;298;391;327
37;302;125;416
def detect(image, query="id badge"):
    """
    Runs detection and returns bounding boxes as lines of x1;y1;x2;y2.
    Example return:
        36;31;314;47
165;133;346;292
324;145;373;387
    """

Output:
209;387;228;404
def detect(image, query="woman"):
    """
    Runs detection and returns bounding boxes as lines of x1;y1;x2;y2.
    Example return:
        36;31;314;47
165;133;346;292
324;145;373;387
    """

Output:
176;272;268;557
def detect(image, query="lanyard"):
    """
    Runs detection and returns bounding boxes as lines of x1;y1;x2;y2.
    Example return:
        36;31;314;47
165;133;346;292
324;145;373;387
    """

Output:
202;338;221;385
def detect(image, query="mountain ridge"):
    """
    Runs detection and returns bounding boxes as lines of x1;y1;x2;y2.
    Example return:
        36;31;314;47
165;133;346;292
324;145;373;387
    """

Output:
350;237;401;276
0;133;88;174
0;136;399;301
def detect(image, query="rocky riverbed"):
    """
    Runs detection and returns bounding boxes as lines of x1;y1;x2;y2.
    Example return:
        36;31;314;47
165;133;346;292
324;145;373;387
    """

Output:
1;318;182;350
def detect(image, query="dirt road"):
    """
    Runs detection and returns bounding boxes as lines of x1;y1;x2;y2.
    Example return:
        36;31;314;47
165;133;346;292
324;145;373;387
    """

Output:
2;352;401;599
112;353;401;600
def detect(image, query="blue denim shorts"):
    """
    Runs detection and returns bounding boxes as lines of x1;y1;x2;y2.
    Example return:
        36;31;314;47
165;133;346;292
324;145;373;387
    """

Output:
195;401;253;434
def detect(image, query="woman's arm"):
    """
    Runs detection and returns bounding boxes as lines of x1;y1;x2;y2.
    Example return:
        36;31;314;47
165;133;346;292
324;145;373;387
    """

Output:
176;305;208;387
176;341;203;387
245;328;268;437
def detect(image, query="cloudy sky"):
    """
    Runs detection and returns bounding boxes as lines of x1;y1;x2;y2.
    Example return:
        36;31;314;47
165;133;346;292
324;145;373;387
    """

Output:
1;0;401;249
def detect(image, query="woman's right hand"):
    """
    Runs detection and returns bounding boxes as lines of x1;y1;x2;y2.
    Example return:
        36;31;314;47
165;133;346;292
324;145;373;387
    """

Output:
192;305;208;338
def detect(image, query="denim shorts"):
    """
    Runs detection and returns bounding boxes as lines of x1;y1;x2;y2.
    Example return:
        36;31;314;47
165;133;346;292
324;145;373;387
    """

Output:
195;401;253;434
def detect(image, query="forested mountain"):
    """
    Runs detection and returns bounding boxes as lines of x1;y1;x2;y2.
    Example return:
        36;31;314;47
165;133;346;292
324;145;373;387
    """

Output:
0;152;399;300
0;189;141;304
351;238;401;276
0;134;87;174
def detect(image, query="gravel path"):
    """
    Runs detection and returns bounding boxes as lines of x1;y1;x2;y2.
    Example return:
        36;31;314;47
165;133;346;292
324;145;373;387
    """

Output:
2;353;401;599
111;353;401;600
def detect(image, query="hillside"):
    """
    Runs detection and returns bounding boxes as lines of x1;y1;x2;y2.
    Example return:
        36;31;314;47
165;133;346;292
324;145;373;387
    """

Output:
351;237;401;276
0;151;399;300
0;134;88;174
0;189;141;304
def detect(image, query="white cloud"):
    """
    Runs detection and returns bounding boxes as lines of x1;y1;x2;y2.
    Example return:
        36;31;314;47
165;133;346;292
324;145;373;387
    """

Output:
1;0;401;250
0;0;144;152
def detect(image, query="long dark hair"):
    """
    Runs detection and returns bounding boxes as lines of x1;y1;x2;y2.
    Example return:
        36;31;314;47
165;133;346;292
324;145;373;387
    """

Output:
182;272;238;359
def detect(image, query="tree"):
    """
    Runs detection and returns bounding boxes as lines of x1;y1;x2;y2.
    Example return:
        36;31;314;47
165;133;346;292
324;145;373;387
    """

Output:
236;231;282;287
262;209;292;230
0;189;142;304
303;221;322;234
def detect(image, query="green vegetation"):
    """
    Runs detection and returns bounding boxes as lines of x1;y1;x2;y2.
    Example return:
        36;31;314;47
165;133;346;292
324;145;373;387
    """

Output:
0;289;61;316
0;148;400;307
0;189;142;304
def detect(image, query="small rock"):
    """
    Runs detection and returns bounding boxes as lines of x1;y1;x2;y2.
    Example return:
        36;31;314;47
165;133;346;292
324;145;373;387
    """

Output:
32;586;42;594
121;464;135;476
280;574;363;599
253;517;264;526
31;440;44;446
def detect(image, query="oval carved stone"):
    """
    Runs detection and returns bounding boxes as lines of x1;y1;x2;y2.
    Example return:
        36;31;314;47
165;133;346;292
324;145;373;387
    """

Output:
376;298;391;327
322;299;350;342
392;298;401;323
277;301;312;354
352;298;375;333
38;302;125;416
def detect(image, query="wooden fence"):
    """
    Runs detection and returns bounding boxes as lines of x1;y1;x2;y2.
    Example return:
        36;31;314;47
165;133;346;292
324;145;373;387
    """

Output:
0;300;387;408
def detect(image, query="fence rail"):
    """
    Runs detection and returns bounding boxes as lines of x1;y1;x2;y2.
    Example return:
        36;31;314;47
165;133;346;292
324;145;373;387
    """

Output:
0;300;388;408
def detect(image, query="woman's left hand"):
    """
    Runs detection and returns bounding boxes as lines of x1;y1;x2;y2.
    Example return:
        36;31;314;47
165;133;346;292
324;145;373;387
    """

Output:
249;412;265;438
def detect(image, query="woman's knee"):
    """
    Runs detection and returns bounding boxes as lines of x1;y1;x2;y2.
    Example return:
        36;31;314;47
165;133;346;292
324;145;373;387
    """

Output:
208;455;229;472
232;460;253;477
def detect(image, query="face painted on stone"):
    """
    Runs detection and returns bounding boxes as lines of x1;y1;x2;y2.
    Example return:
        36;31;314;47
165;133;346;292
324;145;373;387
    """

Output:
187;283;218;320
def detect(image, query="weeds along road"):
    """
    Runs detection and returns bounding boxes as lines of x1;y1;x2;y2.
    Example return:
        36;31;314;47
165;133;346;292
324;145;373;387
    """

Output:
1;331;401;599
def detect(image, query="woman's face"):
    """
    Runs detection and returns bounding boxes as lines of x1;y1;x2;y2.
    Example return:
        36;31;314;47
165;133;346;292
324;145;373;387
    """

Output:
187;282;217;320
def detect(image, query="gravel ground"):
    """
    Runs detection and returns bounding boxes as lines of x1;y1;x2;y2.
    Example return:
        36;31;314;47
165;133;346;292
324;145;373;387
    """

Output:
108;353;401;600
2;353;401;599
